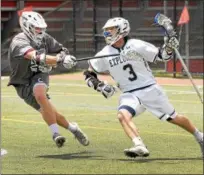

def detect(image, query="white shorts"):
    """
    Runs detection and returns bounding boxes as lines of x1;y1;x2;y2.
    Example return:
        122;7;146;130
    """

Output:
118;84;177;121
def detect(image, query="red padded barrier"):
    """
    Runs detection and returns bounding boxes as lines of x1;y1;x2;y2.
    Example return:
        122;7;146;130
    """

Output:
122;0;139;7
149;0;196;7
25;1;64;7
1;1;16;7
167;59;204;73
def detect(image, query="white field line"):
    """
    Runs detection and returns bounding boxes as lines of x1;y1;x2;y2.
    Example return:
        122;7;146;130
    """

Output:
49;83;203;89
2;88;203;96
1;94;203;106
1;77;9;80
2;76;203;88
2;111;202;119
2;81;203;93
1;81;203;99
165;89;203;95
1;118;193;137
1;89;203;97
1;149;8;156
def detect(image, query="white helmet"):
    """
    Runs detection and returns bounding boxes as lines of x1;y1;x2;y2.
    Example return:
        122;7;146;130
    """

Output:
19;11;47;44
102;17;130;45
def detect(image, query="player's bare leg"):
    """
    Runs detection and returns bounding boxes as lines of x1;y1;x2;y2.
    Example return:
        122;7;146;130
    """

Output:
48;103;89;146
118;111;139;138
55;111;89;146
34;84;65;148
118;110;149;157
169;114;203;157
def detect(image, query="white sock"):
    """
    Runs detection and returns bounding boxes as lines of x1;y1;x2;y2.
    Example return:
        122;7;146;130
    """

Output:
132;137;143;146
68;123;77;133
193;128;203;142
49;123;59;135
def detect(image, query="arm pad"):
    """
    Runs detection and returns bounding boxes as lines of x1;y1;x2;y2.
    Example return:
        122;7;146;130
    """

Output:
32;50;46;64
83;70;101;90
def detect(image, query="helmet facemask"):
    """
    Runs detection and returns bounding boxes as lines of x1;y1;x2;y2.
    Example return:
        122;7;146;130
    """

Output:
29;25;46;43
103;26;122;45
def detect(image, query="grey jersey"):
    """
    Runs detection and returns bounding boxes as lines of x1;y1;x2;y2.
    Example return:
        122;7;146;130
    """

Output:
89;38;158;92
8;32;63;86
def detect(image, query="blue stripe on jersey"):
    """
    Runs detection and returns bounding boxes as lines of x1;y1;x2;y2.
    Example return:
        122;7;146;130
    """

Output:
118;105;136;117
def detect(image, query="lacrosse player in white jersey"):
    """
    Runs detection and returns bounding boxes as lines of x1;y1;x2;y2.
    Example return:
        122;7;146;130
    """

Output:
83;17;203;158
8;9;89;148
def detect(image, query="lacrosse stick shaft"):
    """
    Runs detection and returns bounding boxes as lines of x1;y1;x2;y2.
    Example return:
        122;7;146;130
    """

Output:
77;53;120;62
178;25;183;43
174;49;203;103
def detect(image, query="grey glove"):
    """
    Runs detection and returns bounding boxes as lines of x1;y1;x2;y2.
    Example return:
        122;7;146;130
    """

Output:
56;51;77;69
96;81;116;99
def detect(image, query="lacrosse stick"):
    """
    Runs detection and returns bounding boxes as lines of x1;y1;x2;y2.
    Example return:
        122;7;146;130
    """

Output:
154;13;203;104
76;53;120;62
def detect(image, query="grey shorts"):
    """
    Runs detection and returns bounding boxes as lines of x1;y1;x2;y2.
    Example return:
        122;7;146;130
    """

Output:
118;84;177;121
14;73;50;110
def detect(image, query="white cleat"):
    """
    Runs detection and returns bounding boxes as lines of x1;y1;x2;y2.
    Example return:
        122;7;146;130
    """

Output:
197;133;203;158
72;123;89;146
53;133;66;148
124;144;150;158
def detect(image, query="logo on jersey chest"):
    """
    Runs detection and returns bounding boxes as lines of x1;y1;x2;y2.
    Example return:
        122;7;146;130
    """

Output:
121;49;144;62
109;56;127;67
109;49;144;67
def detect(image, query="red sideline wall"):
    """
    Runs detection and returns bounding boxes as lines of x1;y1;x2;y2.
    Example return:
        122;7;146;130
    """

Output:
167;58;204;73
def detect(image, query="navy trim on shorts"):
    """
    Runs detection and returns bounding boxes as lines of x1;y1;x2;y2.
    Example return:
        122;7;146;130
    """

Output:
159;114;166;120
118;105;136;117
167;110;176;121
170;110;176;117
159;110;176;121
124;84;155;93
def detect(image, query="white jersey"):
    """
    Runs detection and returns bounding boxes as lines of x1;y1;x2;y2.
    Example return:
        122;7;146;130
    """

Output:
89;38;159;92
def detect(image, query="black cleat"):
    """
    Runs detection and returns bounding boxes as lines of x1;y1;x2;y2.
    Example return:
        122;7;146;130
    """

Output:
53;133;66;148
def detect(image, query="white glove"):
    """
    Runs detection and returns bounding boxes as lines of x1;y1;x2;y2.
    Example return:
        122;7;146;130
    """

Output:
57;52;77;69
164;36;179;53
62;55;77;69
96;82;116;99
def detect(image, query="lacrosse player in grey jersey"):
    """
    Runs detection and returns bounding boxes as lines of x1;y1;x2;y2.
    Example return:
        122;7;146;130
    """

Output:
83;17;203;158
7;10;89;148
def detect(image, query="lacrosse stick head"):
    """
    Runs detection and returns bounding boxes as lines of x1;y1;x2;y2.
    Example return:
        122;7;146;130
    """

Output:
154;13;176;37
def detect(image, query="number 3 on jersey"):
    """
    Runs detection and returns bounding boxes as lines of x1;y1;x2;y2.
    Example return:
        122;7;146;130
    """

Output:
123;64;137;81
